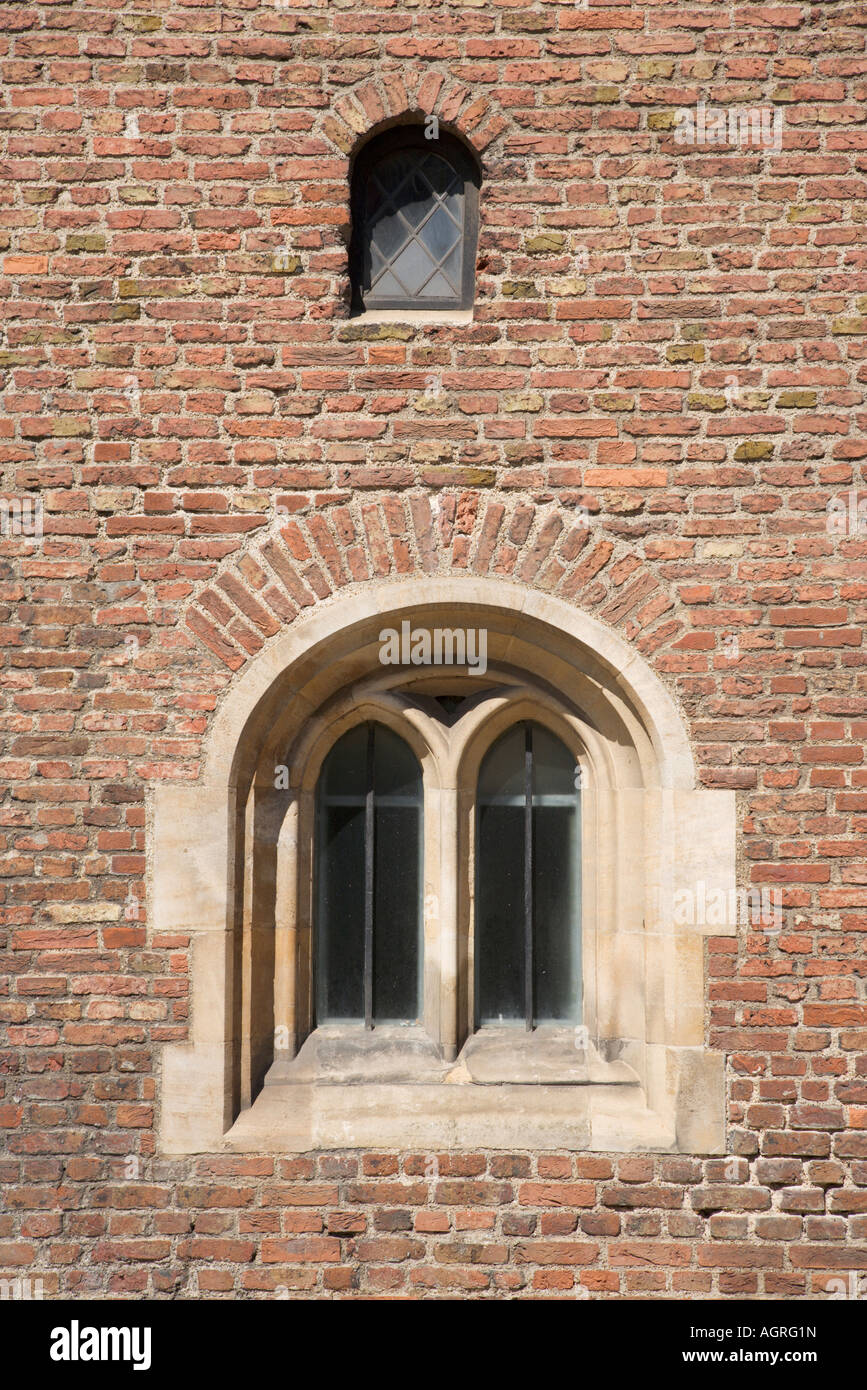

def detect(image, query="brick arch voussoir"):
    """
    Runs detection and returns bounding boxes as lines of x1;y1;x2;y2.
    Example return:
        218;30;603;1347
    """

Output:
323;66;507;163
183;493;685;680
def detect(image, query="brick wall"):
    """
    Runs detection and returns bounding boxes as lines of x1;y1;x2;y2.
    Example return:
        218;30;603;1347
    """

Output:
1;0;866;1298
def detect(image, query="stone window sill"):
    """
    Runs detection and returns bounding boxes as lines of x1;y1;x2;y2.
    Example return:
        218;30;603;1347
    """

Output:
459;1027;640;1086
220;1026;668;1155
348;308;474;327
266;1024;447;1086
265;1024;640;1088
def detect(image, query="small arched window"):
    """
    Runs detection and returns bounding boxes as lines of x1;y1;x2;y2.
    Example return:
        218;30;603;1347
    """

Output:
349;125;480;313
476;722;582;1029
314;722;422;1026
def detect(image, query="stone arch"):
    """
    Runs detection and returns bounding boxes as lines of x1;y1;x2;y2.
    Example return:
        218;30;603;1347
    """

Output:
204;576;693;795
155;563;735;1156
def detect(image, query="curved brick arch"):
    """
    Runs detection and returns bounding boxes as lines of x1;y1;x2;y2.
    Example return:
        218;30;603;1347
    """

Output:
321;68;507;162
158;524;729;1158
183;492;684;683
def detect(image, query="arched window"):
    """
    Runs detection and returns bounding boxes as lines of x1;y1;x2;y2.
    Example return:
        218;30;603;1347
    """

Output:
157;581;735;1156
349;125;480;313
315;722;422;1026
476;722;581;1029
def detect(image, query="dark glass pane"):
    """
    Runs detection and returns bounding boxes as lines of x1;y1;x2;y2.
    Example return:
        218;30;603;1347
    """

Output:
395;170;432;226
372;153;414;202
373;726;422;1019
477;803;524;1022
532;724;580;1021
374;805;420;1020
478;723;525;802
476;722;581;1026
421;153;458;198
373;724;422;800
370;207;410;262
366;175;390;217
315;804;364;1021
369;156;429;228
319;723;367;801
533;725;576;798
315;723;422;1024
534;805;580;1021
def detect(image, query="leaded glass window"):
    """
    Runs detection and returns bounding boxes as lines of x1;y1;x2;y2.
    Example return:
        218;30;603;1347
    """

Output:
350;126;480;312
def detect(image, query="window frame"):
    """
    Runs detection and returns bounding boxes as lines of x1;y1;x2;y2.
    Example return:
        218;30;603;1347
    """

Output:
349;124;481;315
278;680;596;1069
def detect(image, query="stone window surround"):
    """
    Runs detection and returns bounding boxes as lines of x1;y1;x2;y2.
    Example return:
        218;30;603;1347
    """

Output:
153;577;736;1156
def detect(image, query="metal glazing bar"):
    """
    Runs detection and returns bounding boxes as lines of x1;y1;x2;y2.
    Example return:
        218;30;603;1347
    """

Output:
364;723;375;1030
524;723;534;1031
